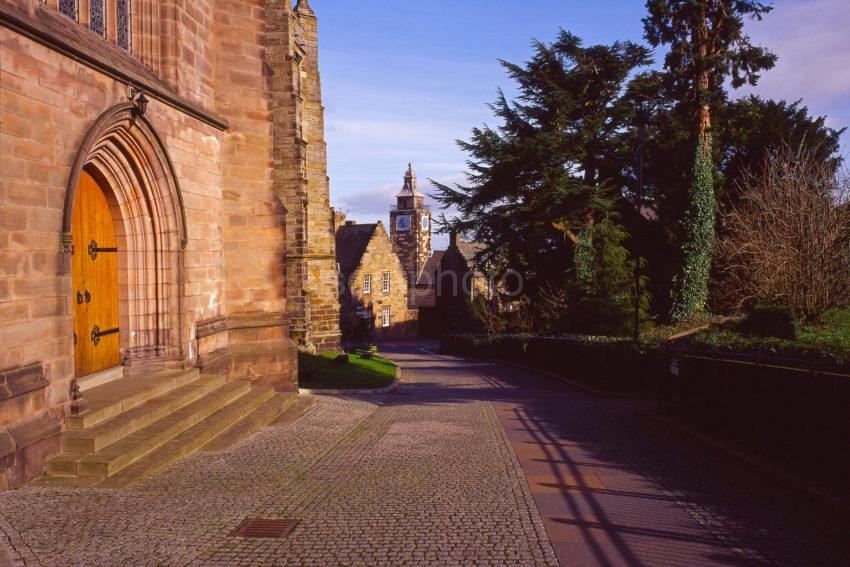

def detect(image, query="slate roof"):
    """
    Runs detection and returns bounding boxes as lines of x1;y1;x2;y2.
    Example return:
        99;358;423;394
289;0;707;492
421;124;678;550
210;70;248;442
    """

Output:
456;241;486;268
335;223;377;275
417;250;445;286
413;250;445;308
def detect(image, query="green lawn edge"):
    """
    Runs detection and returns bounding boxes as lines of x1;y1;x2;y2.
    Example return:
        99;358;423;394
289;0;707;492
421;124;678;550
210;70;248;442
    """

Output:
298;351;397;390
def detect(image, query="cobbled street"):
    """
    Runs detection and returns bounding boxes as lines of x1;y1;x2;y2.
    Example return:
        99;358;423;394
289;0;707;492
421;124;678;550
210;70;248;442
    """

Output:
1;342;849;566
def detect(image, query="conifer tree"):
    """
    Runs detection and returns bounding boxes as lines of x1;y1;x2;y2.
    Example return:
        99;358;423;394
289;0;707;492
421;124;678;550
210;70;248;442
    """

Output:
432;31;651;301
643;0;777;321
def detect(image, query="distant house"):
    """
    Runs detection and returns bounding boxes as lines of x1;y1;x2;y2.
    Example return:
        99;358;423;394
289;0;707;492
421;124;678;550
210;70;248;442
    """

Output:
436;232;493;332
336;221;418;341
412;250;445;337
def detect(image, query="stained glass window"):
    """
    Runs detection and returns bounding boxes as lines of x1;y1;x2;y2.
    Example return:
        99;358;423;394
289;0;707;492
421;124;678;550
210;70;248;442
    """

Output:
59;0;77;20
117;0;131;51
90;0;106;37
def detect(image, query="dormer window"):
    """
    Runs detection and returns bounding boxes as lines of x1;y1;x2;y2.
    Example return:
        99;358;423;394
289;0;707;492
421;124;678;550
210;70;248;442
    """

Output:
90;0;106;37
59;0;78;20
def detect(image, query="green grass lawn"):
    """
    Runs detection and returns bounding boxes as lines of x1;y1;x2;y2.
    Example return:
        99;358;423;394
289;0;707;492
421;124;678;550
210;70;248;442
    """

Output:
298;351;397;390
690;307;850;365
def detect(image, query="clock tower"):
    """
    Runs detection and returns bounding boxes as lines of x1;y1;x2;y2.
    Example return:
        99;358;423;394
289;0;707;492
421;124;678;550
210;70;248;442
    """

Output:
389;164;432;285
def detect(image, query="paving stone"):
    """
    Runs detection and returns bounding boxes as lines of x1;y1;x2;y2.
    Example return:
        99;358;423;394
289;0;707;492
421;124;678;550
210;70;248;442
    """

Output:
1;342;849;566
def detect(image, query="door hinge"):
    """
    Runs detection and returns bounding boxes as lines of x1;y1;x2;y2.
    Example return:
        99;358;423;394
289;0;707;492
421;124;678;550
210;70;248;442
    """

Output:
88;239;118;261
90;325;119;346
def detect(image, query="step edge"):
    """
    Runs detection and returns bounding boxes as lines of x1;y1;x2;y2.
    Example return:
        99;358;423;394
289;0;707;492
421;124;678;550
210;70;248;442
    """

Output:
98;387;276;487
67;369;202;430
60;376;227;453
75;381;251;477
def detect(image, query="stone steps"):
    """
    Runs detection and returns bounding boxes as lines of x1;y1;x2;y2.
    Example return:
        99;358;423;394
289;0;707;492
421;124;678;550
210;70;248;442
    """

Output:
38;369;302;487
67;369;200;431
201;393;297;453
49;381;250;478
98;390;287;488
61;375;227;454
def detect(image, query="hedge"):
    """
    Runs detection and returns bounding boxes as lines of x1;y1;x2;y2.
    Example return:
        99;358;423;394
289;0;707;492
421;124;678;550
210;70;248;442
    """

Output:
440;333;661;395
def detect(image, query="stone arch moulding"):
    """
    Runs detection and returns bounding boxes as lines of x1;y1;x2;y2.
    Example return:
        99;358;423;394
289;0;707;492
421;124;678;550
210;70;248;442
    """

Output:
62;102;189;371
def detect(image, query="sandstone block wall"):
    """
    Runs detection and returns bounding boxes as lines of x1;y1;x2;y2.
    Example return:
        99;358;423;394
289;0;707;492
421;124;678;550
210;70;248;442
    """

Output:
340;223;417;341
0;0;343;487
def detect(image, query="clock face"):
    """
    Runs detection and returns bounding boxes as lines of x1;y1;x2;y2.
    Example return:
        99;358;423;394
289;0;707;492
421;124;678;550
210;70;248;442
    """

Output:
421;215;430;230
396;214;411;232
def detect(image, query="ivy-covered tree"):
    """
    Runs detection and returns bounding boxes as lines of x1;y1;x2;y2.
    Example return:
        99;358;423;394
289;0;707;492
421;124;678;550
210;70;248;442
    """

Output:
643;0;777;321
432;31;651;303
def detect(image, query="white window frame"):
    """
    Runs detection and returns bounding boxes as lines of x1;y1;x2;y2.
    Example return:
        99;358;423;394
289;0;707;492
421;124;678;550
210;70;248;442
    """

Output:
382;306;391;327
382;272;391;293
363;273;372;294
421;215;430;230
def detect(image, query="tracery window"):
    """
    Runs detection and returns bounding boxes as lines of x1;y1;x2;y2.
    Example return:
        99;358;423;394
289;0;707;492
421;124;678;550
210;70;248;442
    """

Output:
59;0;78;20
117;0;132;51
90;0;106;37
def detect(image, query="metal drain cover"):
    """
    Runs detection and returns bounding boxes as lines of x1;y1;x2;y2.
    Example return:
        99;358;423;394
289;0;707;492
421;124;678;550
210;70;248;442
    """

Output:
230;518;299;539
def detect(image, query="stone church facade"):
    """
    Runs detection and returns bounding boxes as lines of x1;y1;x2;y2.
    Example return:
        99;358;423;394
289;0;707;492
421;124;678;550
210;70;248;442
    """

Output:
0;0;339;489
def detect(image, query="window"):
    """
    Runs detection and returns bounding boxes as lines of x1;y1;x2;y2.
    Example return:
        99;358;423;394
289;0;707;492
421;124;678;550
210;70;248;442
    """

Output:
90;0;106;37
59;0;78;20
382;306;391;328
382;272;391;293
363;274;372;294
421;215;430;230
117;0;131;51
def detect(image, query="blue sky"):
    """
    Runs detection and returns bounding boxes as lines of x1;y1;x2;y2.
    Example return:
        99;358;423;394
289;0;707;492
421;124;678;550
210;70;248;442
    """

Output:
316;0;850;249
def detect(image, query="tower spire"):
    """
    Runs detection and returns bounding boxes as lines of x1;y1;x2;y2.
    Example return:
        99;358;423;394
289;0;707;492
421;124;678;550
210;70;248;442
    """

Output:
295;0;314;16
398;163;423;197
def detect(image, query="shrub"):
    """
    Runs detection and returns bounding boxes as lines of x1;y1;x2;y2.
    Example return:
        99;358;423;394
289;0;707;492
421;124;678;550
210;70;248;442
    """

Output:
716;144;850;319
743;305;799;339
568;215;650;336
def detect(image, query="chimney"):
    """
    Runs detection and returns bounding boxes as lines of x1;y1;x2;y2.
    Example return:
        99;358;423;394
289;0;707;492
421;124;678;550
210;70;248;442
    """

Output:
450;229;459;249
333;209;348;232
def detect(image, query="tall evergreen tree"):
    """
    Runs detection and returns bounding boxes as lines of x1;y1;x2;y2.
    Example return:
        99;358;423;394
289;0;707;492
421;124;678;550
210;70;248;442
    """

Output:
643;0;777;321
432;31;651;300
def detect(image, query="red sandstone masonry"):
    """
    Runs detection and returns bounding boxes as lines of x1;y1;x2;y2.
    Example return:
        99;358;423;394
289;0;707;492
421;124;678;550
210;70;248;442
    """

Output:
0;0;323;487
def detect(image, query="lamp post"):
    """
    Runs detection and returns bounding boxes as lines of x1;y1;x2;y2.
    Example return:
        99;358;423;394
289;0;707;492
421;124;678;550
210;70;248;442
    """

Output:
633;107;649;345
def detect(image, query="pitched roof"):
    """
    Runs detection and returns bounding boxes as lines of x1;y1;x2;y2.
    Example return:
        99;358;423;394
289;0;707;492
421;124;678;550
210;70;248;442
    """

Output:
335;223;377;275
457;240;486;266
417;250;445;286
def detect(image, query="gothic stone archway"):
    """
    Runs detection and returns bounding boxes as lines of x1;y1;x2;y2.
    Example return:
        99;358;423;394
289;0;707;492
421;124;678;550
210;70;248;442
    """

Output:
63;103;188;375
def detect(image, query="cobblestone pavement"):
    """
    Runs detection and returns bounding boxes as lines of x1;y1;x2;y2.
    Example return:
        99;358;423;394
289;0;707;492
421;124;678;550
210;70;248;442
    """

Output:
402;344;850;567
1;343;849;566
0;347;556;567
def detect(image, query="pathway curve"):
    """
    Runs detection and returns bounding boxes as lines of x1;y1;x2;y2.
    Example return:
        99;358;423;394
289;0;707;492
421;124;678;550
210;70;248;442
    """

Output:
0;342;848;566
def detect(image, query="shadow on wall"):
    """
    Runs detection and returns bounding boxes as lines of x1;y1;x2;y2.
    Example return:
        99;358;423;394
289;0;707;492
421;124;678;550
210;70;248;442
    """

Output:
340;296;418;342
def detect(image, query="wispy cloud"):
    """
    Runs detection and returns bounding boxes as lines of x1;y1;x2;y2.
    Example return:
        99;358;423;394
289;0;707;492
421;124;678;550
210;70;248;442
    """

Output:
332;172;467;222
741;0;850;105
738;0;850;157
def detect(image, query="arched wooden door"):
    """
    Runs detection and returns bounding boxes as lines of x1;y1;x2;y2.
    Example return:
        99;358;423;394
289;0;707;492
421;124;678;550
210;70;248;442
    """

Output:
72;171;120;377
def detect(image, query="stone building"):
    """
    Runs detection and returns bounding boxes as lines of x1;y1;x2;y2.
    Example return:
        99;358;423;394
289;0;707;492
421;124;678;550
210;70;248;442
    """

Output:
436;232;492;332
0;0;339;489
389;164;431;286
336;221;417;341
